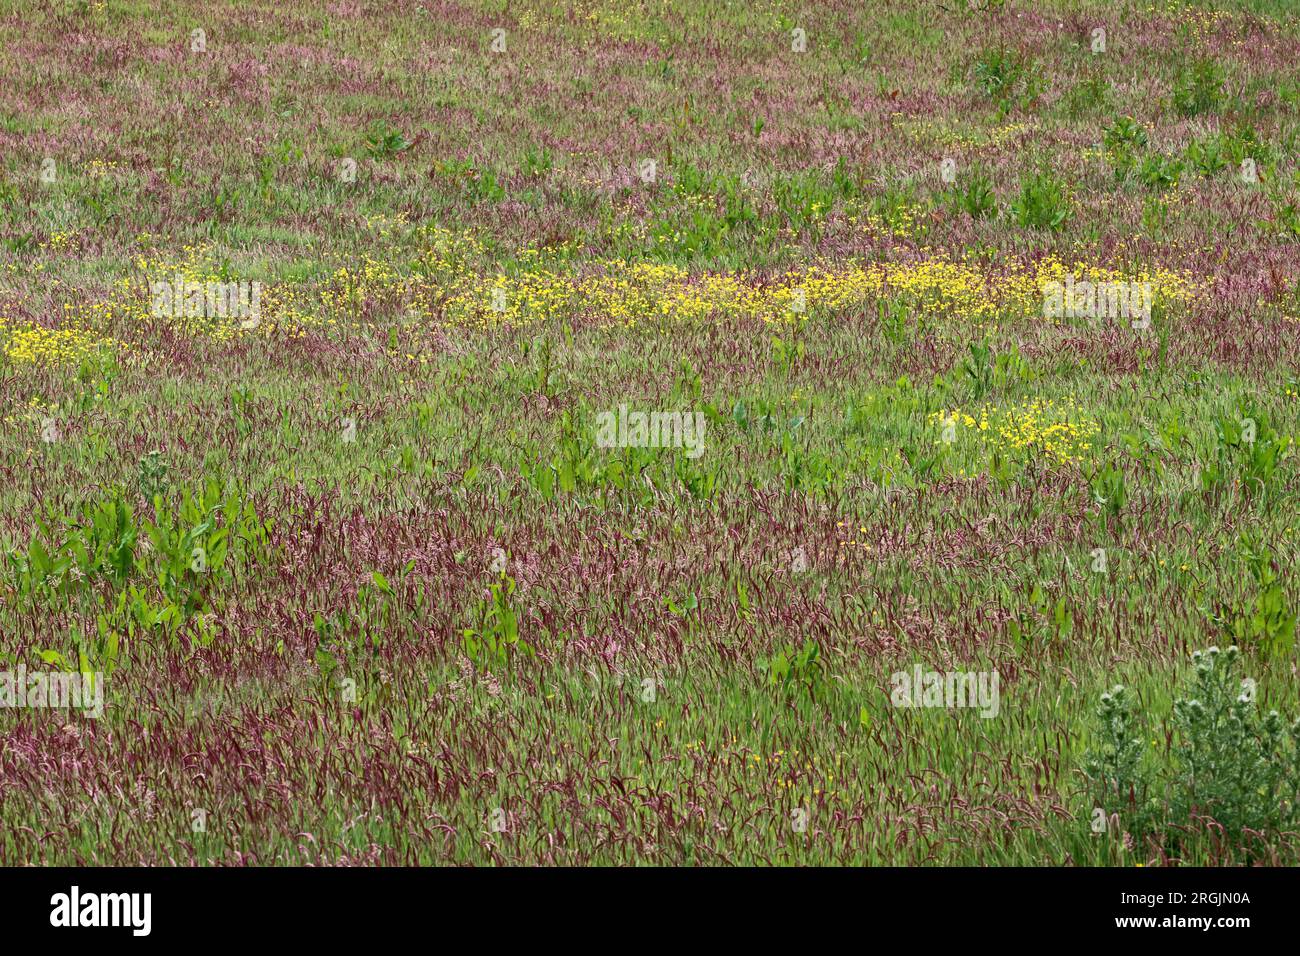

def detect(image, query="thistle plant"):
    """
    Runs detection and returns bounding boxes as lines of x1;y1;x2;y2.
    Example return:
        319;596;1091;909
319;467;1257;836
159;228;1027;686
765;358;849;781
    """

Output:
1170;646;1300;843
1085;646;1300;861
1084;684;1159;841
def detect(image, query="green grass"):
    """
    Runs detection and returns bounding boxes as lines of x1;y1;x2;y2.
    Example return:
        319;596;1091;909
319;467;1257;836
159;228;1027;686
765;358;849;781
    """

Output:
1;0;1298;866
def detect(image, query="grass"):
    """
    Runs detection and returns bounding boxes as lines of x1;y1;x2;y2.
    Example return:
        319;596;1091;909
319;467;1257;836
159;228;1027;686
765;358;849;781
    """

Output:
0;0;1298;866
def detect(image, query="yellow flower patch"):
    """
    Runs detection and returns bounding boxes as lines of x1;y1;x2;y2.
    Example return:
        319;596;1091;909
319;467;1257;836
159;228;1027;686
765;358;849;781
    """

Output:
0;317;128;366
931;398;1101;467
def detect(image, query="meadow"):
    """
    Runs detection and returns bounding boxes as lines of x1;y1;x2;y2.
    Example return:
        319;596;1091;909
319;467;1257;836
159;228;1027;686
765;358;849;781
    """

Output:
0;0;1298;865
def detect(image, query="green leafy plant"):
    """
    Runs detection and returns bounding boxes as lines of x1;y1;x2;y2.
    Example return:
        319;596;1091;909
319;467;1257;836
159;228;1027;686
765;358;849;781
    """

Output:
5;494;136;602
1137;154;1183;191
1272;199;1300;240
959;339;997;401
869;181;927;236
1207;536;1296;658
1010;172;1069;229
1006;578;1073;651
364;122;414;159
1215;411;1291;496
463;573;533;671
1059;74;1110;119
945;169;996;219
1085;459;1129;523
877;295;910;345
758;640;825;701
1102;115;1147;150
1185;134;1227;176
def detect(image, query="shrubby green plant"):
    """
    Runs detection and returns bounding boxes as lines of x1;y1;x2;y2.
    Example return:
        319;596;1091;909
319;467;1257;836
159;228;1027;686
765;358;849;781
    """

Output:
4;482;271;650
1085;646;1300;861
138;448;169;504
971;46;1037;117
1172;60;1226;117
1102;115;1147;179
